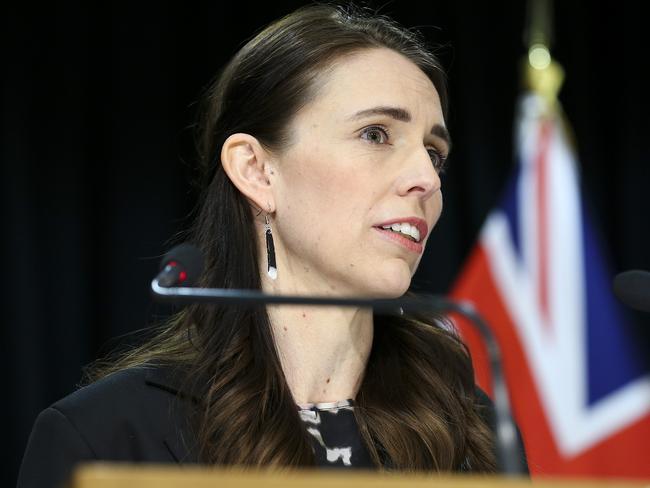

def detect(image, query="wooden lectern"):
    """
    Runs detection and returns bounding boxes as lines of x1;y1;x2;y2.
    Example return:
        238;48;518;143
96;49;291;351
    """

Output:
72;463;650;488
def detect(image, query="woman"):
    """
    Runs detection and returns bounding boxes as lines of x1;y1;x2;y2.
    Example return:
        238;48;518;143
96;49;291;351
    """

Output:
18;3;526;487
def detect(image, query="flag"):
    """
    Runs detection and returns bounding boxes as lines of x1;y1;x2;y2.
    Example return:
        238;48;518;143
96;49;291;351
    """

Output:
451;92;650;477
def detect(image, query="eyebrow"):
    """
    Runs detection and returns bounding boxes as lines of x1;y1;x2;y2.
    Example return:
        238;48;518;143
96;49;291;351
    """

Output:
347;105;452;152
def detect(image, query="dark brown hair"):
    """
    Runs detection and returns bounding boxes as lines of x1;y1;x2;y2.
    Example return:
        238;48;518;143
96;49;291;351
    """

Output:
90;2;496;472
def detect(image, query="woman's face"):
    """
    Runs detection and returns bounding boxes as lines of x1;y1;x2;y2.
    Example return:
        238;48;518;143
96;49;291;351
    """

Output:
269;48;449;298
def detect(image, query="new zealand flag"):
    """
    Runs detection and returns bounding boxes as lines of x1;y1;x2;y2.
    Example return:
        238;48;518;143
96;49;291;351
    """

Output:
452;93;650;477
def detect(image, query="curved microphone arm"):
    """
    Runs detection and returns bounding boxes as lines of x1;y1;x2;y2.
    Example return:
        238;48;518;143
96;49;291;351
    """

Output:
151;278;525;474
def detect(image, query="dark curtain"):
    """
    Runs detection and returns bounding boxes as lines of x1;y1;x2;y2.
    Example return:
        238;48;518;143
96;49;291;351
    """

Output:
3;2;648;484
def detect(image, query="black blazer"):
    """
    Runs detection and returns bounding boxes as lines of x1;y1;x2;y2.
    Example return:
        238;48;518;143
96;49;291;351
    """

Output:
17;366;527;488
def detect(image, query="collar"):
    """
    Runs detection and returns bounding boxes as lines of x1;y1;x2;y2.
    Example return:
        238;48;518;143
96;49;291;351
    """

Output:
143;364;202;403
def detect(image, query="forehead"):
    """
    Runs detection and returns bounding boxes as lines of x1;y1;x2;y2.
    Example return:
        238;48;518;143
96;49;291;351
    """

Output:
302;48;444;127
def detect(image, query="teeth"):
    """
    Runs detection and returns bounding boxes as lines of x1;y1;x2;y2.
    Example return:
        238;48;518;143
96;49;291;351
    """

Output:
380;222;421;242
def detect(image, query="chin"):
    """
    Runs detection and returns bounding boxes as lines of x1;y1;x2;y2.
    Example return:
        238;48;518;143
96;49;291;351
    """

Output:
364;265;412;298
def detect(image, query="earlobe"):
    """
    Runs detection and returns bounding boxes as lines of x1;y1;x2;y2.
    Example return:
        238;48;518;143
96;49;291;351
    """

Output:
220;133;276;212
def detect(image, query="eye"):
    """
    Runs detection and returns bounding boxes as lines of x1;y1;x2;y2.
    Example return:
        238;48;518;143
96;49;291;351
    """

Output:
427;147;448;174
360;125;390;145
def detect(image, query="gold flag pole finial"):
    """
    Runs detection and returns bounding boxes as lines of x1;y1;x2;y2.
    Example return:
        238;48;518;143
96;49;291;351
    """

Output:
523;0;564;108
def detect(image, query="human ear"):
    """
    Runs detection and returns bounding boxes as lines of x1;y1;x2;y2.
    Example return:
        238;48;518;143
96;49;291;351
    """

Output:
220;133;276;213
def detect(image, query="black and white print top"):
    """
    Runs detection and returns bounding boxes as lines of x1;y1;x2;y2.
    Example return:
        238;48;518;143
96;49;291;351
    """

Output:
297;399;374;468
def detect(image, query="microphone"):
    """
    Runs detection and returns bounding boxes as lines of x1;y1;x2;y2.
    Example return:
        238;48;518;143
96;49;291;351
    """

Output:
613;270;650;313
151;243;526;474
154;243;204;287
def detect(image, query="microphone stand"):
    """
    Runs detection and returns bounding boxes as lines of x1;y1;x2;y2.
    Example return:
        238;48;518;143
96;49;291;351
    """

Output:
151;278;525;474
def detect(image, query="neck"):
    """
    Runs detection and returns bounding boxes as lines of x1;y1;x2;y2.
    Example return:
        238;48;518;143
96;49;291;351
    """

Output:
257;225;374;405
267;303;373;405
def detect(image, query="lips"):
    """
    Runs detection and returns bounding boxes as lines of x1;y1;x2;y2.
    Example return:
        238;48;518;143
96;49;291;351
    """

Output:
373;217;429;254
374;218;429;242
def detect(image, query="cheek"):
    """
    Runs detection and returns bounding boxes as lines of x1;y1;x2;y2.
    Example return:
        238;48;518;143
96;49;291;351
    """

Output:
278;146;370;219
275;156;381;267
279;168;336;224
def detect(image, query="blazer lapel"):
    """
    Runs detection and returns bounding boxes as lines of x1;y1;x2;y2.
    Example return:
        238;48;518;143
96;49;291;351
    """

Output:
144;366;201;464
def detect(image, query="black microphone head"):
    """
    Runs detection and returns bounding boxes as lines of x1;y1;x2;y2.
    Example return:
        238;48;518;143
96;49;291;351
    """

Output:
613;270;650;313
161;243;205;286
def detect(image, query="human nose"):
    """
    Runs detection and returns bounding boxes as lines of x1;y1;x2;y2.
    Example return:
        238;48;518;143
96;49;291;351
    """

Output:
396;146;441;200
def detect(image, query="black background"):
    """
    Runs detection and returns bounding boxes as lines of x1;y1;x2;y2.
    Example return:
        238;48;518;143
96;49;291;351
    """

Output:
3;1;649;484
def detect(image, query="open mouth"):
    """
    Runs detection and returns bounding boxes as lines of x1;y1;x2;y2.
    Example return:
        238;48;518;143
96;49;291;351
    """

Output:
378;222;421;243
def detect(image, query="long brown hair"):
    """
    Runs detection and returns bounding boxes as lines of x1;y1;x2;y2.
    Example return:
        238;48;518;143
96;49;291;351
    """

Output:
89;2;497;472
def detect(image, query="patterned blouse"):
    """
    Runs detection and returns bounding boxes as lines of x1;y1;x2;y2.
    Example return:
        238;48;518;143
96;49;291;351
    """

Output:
297;399;374;468
296;391;527;473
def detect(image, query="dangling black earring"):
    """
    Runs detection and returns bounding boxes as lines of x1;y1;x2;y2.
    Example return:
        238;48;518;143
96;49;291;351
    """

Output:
264;214;277;280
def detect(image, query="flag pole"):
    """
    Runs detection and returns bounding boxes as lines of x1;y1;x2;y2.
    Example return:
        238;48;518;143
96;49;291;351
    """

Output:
523;0;564;109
